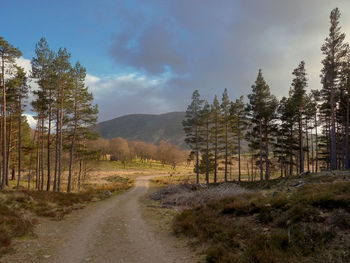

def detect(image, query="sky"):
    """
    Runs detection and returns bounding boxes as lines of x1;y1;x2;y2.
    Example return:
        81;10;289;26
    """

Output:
2;0;350;122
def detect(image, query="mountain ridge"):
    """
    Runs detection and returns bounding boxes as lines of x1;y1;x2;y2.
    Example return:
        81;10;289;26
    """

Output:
96;111;187;148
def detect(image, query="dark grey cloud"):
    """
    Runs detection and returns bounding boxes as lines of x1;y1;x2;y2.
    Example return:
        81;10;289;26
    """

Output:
101;0;350;120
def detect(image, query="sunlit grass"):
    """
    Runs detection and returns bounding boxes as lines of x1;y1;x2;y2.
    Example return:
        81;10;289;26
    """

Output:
0;173;133;257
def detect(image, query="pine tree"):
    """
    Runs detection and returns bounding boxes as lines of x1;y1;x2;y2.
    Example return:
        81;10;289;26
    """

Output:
5;73;19;186
200;101;211;184
275;97;293;177
6;67;29;187
311;89;321;172
340;50;350;169
53;48;72;192
321;8;348;170
0;37;21;190
183;90;204;184
220;88;231;182
31;37;55;191
247;69;277;180
230;96;248;181
290;61;308;174
210;95;221;183
67;62;98;192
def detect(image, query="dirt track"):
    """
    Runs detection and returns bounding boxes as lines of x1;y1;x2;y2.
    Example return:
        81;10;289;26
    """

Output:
2;176;196;263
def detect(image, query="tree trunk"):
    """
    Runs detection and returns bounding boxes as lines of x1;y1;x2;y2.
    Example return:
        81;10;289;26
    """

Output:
289;126;294;176
264;123;269;180
247;161;250;181
195;126;199;184
78;160;82;191
28;147;34;190
224;122;228;182
6;113;12;186
251;153;254;181
1;55;7;190
57;97;63;192
11;168;14;181
53;107;59;191
68;102;78;193
345;94;350;169
311;126;314;173
298;115;304;174
17;95;22;188
306;118;310;172
238;130;241;182
259;120;263;180
41;114;45;190
315;112;318;172
280;141;284;178
46;89;52;191
214;118;218;183
205;118;209;184
36;122;40;189
330;79;337;170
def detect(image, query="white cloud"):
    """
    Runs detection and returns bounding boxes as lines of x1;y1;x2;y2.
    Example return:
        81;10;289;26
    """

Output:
85;72;174;121
85;74;100;84
24;114;37;129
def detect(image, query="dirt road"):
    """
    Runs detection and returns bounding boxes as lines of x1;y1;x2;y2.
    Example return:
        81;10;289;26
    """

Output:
2;176;197;263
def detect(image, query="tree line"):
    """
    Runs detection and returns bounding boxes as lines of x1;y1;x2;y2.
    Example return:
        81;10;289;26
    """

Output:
93;137;188;169
183;8;350;184
0;37;98;192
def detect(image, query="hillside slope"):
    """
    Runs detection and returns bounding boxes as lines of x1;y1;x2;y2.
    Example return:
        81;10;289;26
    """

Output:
97;112;187;148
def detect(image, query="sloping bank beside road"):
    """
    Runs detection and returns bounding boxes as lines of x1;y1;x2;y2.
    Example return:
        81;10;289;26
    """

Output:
151;173;350;263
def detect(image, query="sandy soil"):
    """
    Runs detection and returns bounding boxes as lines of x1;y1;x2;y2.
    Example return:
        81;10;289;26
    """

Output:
2;175;197;263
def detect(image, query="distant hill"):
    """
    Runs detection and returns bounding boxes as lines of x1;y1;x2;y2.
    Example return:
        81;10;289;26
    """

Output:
96;112;187;148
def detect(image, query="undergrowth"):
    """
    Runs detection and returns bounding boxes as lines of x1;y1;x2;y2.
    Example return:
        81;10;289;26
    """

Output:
173;175;350;263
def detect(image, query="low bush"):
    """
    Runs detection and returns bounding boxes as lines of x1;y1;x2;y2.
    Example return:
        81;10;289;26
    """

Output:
173;179;350;263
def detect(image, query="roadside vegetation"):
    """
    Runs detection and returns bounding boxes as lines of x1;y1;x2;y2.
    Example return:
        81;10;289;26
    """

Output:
0;174;132;256
150;172;350;263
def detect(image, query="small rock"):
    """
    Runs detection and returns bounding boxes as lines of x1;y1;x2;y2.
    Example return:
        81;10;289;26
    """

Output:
43;255;51;259
293;180;305;188
103;190;112;197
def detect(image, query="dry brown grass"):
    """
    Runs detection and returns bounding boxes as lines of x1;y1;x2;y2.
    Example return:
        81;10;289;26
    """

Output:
0;172;133;258
171;172;350;262
150;183;248;208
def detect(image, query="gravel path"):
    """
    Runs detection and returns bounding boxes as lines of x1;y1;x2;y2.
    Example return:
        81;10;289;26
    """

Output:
2;175;196;263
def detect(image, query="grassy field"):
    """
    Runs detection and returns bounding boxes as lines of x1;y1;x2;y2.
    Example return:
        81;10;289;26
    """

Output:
150;171;350;263
92;159;191;173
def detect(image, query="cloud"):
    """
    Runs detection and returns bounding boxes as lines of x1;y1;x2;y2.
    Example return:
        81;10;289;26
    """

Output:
85;72;175;121
107;0;350;109
10;1;350;123
24;114;37;129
